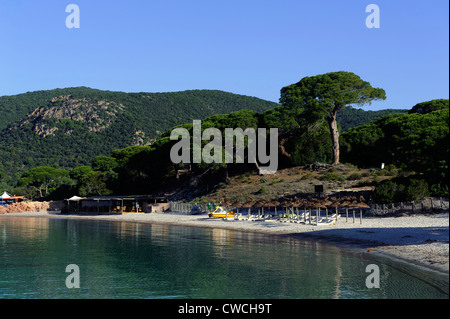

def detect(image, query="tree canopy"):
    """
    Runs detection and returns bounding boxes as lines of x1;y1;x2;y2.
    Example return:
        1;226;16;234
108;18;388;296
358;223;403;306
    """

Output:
9;82;448;202
408;99;449;114
279;71;386;165
0;88;278;187
17;166;70;198
341;107;449;196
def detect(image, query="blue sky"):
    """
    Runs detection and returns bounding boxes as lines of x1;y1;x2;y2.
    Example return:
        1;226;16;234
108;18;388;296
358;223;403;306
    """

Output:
0;0;448;110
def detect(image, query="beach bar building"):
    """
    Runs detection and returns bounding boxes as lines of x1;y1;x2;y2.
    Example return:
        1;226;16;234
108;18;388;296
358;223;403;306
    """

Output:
1;191;25;206
64;195;169;215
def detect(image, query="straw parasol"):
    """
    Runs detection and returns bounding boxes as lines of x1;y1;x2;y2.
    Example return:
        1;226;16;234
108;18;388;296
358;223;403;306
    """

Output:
354;200;370;224
222;198;232;207
329;199;340;207
242;200;254;219
321;198;333;210
341;200;352;222
262;200;276;218
233;201;243;215
233;201;242;208
271;199;281;207
291;198;302;220
303;200;316;224
292;197;302;207
328;200;341;220
255;199;268;218
340;200;351;208
347;200;360;223
319;198;333;221
261;200;279;217
357;201;370;209
284;197;297;218
322;197;333;205
310;201;327;224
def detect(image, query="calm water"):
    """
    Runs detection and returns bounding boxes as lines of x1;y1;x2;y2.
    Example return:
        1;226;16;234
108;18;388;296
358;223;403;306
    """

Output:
0;217;448;299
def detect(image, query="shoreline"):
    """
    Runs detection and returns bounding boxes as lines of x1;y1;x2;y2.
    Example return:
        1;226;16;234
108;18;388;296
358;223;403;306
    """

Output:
2;210;449;277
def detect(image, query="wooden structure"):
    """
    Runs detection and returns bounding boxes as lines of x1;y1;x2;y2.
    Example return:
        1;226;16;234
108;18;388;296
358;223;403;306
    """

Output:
64;195;169;215
1;191;25;206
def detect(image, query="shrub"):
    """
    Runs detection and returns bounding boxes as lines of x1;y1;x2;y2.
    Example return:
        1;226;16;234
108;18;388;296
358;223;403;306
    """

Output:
405;179;429;201
430;183;449;197
360;171;371;177
322;172;346;181
343;163;358;169
385;164;397;170
347;172;362;180
258;186;266;194
373;180;405;203
301;173;312;180
373;178;430;203
376;168;397;177
217;182;228;188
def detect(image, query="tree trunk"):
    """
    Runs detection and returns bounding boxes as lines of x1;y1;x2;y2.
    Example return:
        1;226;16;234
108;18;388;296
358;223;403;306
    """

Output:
328;112;340;165
224;167;229;182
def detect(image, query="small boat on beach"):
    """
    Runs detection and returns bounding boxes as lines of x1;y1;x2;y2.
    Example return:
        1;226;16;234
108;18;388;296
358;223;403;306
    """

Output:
208;206;236;218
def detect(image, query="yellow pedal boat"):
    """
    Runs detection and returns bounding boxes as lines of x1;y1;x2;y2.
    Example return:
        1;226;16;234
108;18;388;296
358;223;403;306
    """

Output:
208;206;236;218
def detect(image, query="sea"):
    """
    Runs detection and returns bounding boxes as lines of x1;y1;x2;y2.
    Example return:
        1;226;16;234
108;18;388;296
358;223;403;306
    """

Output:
0;216;448;299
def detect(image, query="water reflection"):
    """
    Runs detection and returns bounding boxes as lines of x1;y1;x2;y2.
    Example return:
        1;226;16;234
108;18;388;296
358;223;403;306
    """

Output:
0;217;448;299
0;217;50;242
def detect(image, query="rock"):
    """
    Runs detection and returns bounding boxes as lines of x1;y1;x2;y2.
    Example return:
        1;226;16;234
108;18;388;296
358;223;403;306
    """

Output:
0;201;50;214
304;162;332;171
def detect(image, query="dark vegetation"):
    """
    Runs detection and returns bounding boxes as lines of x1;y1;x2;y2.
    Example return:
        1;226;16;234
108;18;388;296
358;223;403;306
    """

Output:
341;99;449;200
1;74;448;204
0;87;278;187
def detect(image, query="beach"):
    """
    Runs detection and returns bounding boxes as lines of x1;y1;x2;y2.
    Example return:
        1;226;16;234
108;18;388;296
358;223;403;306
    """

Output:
2;210;449;276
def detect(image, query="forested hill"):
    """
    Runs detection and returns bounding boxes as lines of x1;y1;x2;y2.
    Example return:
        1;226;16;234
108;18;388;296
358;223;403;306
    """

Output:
0;87;278;185
0;86;408;187
0;87;407;132
337;106;408;132
0;87;277;131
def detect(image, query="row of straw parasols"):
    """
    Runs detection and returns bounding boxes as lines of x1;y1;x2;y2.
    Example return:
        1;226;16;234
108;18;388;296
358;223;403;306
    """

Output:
222;195;370;221
226;195;370;210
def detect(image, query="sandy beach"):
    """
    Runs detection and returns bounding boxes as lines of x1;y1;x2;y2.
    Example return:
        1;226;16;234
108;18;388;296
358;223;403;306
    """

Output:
2;210;449;276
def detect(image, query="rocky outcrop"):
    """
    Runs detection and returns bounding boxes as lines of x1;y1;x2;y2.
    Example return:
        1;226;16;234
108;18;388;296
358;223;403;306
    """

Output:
304;162;333;171
0;201;50;214
21;95;125;137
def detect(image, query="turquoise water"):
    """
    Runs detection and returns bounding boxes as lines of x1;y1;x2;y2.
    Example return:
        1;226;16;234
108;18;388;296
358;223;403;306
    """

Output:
0;217;448;299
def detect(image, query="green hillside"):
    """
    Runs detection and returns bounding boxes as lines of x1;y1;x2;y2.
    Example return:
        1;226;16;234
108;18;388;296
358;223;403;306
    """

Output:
0;87;278;186
0;86;410;189
337;106;408;132
0;87;278;131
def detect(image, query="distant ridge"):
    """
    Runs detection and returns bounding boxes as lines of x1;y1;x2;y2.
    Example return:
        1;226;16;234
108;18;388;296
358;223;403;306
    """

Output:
0;86;276;131
0;87;278;186
0;87;407;187
337;106;408;132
